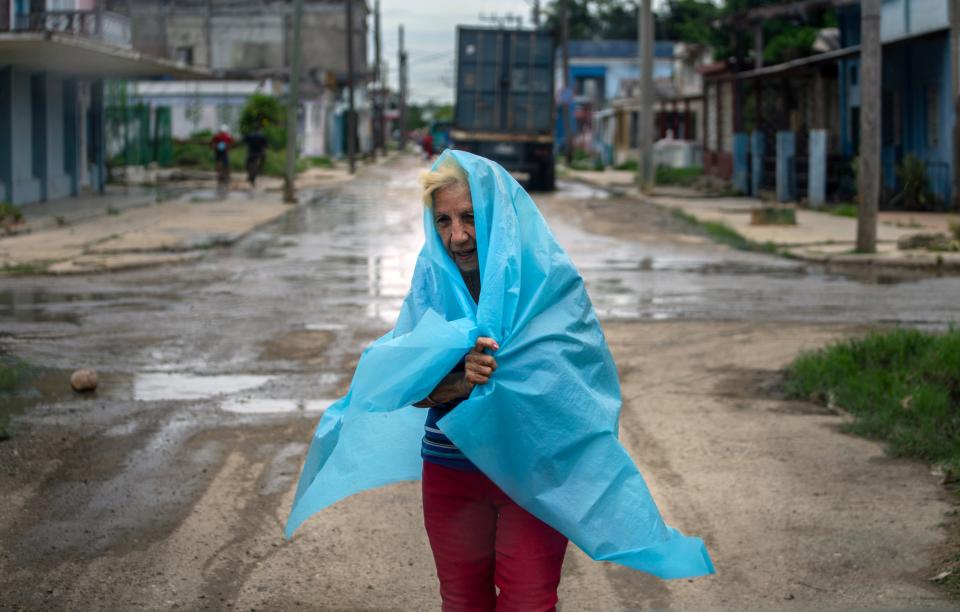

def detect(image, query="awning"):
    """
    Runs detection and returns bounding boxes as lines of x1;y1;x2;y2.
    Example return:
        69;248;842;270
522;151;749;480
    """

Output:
0;32;212;79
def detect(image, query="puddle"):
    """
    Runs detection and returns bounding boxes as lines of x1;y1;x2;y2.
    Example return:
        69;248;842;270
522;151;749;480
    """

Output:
134;373;272;402
555;180;611;200
0;288;177;324
305;322;348;331
220;398;336;414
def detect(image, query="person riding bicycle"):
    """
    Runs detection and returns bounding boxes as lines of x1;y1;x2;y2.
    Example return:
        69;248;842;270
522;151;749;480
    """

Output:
211;124;234;173
243;125;268;187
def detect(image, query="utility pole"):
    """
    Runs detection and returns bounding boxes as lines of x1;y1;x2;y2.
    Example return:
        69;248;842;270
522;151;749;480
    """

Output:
857;0;881;251
283;0;304;203
205;0;213;67
950;0;960;210
374;0;384;156
346;0;356;174
533;0;540;28
560;0;573;165
399;24;407;150
637;0;655;191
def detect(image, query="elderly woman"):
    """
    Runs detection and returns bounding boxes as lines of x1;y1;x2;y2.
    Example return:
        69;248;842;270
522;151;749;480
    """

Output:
286;151;713;611
414;160;569;610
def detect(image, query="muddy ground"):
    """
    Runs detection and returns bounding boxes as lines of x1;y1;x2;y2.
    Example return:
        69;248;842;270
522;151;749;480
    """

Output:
0;156;957;610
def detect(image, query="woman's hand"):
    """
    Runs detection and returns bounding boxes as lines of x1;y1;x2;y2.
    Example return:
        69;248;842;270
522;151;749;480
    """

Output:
412;337;499;408
464;337;499;386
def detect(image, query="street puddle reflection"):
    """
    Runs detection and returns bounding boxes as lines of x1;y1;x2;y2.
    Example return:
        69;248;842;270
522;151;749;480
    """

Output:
134;373;272;402
219;398;335;414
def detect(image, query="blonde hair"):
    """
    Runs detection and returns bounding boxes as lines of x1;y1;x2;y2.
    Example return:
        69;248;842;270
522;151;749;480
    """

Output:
420;157;469;206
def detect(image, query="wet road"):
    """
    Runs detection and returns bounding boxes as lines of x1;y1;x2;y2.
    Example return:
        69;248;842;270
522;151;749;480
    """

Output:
0;155;958;610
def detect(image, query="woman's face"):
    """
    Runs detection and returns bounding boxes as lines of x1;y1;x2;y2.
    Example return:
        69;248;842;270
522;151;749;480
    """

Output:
433;184;478;272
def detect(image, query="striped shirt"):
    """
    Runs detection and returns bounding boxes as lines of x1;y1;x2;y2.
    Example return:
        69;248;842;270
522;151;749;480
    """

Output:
421;362;480;472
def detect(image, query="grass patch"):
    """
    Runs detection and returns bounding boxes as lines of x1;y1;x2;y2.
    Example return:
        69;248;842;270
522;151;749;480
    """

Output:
171;141;308;177
1;260;54;276
670;209;787;255
307;156;334;168
670;209;754;251
0;201;24;226
656;165;702;187
615;160;638;171
784;328;960;473
827;202;858;218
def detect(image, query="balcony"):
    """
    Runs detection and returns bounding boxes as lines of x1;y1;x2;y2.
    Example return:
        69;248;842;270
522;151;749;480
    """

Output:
10;10;132;49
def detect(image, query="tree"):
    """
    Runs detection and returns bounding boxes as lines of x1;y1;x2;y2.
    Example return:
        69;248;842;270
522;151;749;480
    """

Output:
540;0;837;67
655;0;722;48
239;94;286;149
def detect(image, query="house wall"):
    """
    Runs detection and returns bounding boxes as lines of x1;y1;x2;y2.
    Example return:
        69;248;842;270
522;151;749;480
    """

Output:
878;33;953;201
160;1;367;78
843;0;949;43
44;74;73;200
0;68;9;202
11;68;41;204
0;66;84;205
838;0;953;204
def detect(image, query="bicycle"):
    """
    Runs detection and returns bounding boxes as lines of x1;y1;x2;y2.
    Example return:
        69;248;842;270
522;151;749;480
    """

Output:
215;156;230;199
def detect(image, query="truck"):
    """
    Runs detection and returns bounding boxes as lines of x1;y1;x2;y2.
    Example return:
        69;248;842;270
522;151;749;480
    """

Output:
451;26;556;191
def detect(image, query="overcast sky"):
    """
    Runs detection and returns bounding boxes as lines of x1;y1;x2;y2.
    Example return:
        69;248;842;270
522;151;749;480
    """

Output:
376;0;536;104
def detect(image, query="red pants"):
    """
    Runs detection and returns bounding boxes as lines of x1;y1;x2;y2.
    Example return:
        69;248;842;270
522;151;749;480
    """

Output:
422;461;568;612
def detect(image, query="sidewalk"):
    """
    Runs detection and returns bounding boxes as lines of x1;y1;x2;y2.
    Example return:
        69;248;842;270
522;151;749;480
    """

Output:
0;165;355;275
566;168;960;270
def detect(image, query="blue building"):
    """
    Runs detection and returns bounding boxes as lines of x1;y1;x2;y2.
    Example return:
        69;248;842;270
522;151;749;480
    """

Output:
0;0;205;207
555;40;677;154
838;0;954;206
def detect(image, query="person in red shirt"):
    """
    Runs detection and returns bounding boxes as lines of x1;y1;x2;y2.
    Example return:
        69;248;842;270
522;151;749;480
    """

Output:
422;131;434;160
211;124;234;173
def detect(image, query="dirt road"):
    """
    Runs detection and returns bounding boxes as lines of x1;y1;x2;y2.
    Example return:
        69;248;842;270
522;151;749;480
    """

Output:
0;156;956;610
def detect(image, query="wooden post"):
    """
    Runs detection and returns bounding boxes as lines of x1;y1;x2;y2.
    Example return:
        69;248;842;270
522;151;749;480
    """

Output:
561;0;573;165
857;0;881;252
398;24;407;149
950;0;960;210
282;0;303;203
346;0;356;173
637;0;655;191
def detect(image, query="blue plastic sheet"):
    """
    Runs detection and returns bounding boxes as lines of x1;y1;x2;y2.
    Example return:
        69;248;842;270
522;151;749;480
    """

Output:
285;150;715;579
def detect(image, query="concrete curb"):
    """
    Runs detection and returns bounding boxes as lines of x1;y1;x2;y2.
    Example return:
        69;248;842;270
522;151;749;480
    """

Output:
565;174;960;274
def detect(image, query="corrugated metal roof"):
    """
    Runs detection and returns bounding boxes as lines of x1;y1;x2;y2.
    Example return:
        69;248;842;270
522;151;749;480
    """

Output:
567;40;674;59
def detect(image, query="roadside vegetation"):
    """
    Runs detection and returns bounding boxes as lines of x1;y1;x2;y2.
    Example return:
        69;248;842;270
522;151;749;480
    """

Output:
826;203;858;218
785;328;960;474
785;328;960;596
670;209;779;254
172;94;307;177
656;165;703;187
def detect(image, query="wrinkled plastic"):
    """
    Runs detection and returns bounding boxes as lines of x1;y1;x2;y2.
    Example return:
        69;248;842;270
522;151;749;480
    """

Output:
285;150;715;579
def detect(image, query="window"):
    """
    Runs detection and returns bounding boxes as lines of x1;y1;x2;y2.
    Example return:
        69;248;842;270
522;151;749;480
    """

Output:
849;63;858;86
176;46;194;65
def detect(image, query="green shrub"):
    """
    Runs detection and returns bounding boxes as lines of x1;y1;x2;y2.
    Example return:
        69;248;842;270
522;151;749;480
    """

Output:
239;94;286;150
0;201;24;225
891;154;938;210
308;156;334;168
828;203;858;218
785;329;960;472
615;159;638;171
572;148;591;162
656;165;703;186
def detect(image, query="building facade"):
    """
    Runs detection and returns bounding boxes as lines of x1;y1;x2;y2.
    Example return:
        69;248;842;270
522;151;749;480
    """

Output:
123;0;372;158
1;0;203;206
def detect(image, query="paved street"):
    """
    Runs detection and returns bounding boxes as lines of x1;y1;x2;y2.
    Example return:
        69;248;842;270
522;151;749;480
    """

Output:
1;155;958;610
